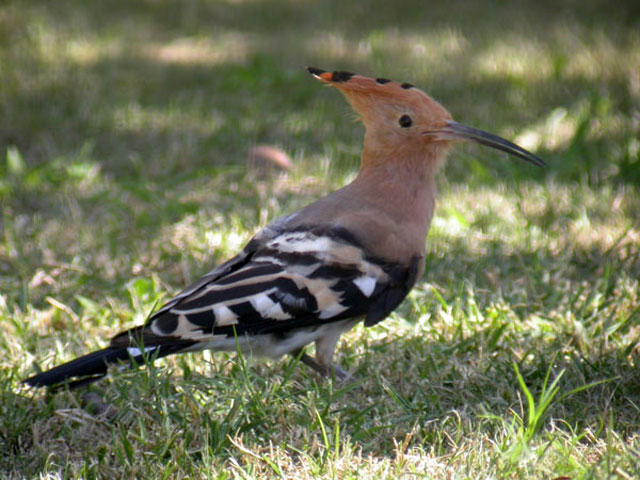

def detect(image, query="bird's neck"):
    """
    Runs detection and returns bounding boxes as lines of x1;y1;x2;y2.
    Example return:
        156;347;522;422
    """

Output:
348;143;448;238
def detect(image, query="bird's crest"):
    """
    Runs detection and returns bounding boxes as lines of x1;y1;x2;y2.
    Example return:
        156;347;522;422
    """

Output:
307;67;428;101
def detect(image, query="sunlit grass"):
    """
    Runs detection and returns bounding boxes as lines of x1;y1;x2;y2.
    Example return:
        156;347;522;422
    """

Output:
1;0;640;478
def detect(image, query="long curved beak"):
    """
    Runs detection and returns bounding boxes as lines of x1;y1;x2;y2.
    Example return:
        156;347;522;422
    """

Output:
425;121;545;168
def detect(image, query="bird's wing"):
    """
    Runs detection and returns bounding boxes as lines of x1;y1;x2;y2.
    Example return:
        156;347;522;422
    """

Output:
111;223;421;348
146;213;296;319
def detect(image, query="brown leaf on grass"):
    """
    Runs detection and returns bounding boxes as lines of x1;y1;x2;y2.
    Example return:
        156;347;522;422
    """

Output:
248;145;293;174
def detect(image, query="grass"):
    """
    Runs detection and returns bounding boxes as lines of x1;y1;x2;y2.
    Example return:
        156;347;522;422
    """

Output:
1;0;640;477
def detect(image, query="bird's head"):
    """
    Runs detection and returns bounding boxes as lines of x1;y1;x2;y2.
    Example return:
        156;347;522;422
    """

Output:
308;67;544;169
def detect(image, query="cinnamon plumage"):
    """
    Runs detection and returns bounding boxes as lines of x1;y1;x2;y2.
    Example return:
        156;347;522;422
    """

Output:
24;67;544;389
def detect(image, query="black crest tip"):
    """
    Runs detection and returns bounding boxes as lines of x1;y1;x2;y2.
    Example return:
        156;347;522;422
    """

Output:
401;82;414;89
376;78;391;84
331;71;355;82
307;66;327;76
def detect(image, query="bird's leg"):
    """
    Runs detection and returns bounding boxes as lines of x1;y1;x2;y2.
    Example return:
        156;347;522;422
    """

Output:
291;348;328;375
82;392;119;419
290;348;351;381
314;327;354;381
328;363;351;382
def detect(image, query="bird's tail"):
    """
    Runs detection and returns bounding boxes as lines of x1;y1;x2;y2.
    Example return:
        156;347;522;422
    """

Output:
23;341;194;390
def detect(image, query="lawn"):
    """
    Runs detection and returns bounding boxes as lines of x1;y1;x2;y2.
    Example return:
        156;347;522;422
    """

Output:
1;0;640;478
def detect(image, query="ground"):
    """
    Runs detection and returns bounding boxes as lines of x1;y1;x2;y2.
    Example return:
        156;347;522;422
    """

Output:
1;0;640;478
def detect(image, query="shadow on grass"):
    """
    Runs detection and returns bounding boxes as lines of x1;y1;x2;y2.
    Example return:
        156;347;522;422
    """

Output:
5;319;640;473
1;0;639;188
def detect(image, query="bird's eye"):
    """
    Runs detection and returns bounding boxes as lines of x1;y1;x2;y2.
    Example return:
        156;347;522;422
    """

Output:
398;114;413;128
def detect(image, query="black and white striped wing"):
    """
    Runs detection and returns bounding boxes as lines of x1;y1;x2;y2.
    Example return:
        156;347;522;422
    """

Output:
115;225;419;349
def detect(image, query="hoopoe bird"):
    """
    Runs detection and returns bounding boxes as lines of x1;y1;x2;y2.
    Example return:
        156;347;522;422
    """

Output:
24;67;544;389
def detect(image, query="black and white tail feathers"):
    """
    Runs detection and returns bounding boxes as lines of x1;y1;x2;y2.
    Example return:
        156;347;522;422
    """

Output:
23;342;194;389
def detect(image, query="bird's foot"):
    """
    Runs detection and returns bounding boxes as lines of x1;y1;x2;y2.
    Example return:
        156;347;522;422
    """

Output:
82;392;119;420
291;349;356;383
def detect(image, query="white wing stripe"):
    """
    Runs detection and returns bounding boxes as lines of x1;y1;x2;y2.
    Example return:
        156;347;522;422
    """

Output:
318;302;349;319
213;304;239;326
250;294;292;320
353;275;377;297
270;235;333;254
127;346;157;357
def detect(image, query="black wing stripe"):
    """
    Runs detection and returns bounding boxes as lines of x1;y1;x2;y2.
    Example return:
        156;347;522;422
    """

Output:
330;278;368;306
153;315;179;335
308;264;361;280
270;281;318;313
215;263;283;285
227;302;265;326
174;282;280;313
181;309;215;329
